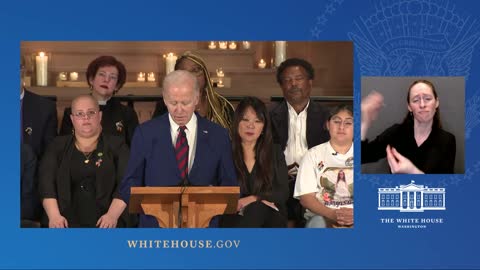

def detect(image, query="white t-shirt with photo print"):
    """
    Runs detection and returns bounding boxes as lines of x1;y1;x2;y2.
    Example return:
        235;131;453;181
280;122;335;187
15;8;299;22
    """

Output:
294;141;354;217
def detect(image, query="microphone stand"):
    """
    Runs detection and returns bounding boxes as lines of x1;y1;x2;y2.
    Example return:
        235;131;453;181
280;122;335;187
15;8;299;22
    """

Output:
178;175;190;228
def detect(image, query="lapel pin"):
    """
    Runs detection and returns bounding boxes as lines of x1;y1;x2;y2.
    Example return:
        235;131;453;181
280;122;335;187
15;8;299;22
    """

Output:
116;121;124;133
25;127;32;136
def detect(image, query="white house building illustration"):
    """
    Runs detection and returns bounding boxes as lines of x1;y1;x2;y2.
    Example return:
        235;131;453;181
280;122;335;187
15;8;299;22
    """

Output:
378;180;445;212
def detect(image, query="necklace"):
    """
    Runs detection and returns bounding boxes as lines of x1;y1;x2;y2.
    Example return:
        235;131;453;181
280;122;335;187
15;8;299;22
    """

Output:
75;140;97;164
82;151;94;164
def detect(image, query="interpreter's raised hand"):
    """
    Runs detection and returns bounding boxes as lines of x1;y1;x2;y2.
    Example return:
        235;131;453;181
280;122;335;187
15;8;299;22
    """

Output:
96;213;118;229
361;91;384;140
49;215;68;228
386;145;424;174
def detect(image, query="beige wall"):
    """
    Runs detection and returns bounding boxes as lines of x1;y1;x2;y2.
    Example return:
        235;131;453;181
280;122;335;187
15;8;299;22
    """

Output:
21;41;353;125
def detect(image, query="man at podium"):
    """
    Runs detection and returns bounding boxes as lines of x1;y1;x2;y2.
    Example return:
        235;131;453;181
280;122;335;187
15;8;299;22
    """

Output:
106;70;238;227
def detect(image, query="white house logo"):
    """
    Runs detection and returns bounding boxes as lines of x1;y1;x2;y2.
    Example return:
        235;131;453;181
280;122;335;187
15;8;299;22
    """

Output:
378;180;445;212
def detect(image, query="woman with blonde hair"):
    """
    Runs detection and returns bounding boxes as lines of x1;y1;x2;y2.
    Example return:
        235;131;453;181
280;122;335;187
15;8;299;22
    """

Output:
153;51;234;130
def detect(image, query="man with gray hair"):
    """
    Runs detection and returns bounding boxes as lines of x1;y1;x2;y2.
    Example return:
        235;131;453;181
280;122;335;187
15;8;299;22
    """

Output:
107;70;237;227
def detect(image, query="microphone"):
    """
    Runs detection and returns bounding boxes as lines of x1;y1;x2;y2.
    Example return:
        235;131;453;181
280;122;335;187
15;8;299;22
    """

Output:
332;152;338;156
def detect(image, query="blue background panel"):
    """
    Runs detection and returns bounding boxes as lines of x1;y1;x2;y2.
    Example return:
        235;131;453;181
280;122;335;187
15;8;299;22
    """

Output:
2;0;480;268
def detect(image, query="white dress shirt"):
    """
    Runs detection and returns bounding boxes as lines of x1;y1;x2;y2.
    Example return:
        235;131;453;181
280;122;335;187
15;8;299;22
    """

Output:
284;101;310;166
169;113;197;172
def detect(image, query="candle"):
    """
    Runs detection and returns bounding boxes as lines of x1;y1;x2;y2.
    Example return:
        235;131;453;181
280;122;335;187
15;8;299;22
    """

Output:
165;53;178;74
216;68;224;78
137;72;146;82
58;72;67;81
242;41;251;50
208;41;217;50
219;41;227;50
217;79;224;88
274;41;287;67
35;52;48;86
69;72;79;81
228;42;237;50
147;72;155;82
258;59;266;69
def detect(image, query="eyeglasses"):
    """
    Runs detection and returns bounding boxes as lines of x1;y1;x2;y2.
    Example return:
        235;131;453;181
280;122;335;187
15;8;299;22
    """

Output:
330;118;353;128
72;110;98;119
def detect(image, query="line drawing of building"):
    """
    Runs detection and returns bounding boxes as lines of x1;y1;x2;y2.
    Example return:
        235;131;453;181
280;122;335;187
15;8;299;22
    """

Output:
378;180;445;212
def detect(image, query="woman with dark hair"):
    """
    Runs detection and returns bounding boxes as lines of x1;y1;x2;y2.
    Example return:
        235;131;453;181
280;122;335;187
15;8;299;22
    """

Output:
334;169;350;199
224;96;289;227
361;79;456;174
294;105;354;228
152;51;234;131
60;56;139;146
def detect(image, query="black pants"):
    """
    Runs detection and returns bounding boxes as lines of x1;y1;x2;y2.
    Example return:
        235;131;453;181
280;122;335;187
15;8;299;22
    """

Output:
287;178;306;227
220;201;287;228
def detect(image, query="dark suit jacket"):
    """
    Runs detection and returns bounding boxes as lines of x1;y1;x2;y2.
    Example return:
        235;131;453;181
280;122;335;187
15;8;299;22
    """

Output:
21;143;41;222
22;90;58;158
38;134;130;227
270;100;330;152
60;97;139;146
119;113;238;227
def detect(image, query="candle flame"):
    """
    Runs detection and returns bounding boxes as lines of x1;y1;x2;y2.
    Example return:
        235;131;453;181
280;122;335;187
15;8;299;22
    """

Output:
39;52;45;57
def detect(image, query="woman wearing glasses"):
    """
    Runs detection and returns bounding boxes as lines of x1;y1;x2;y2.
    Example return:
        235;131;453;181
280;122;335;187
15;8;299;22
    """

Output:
152;51;234;131
361;80;456;174
39;95;130;228
59;56;139;146
294;105;354;228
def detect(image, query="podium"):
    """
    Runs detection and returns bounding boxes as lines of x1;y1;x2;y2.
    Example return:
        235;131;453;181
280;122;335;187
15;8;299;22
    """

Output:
129;186;239;228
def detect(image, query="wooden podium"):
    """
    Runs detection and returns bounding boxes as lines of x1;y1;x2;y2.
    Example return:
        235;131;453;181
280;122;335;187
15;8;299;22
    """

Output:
129;186;239;228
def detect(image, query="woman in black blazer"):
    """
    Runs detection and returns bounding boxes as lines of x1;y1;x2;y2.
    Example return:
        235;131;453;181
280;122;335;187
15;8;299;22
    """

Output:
225;96;289;228
59;56;139;146
39;95;130;228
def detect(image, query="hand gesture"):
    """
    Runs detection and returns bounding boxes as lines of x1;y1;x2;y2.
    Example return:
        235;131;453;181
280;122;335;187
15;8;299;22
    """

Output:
261;200;279;211
386;145;424;174
287;162;299;179
361;91;384;140
49;215;68;228
335;207;353;226
96;213;118;228
237;195;257;212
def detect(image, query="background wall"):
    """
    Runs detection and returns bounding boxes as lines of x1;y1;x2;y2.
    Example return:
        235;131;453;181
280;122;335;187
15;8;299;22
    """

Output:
21;41;353;97
21;41;353;124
